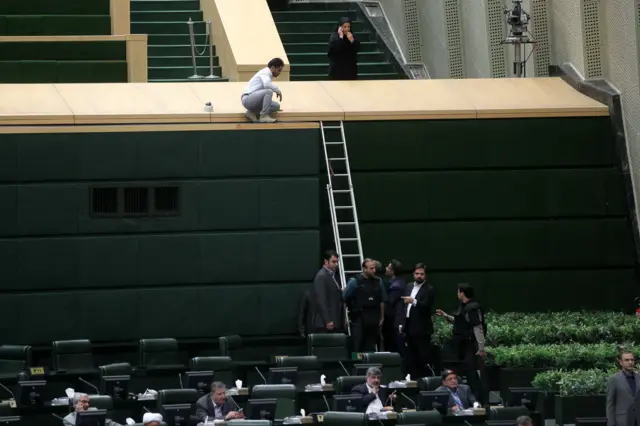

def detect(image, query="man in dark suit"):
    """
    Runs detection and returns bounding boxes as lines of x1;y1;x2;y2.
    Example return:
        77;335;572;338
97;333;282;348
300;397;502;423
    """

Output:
310;250;344;333
383;259;406;353
351;367;395;414
435;369;477;411
195;382;243;422
606;349;640;426
397;262;435;379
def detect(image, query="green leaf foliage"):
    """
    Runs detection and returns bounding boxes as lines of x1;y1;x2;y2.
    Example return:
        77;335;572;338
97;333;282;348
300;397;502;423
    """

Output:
433;311;639;347
532;368;618;396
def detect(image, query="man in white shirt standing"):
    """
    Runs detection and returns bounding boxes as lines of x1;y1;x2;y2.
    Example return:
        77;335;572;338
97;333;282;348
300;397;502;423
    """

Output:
241;58;284;123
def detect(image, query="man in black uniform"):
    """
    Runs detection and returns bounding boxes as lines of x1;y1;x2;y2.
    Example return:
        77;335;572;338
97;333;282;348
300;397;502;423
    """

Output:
343;258;388;352
435;283;486;405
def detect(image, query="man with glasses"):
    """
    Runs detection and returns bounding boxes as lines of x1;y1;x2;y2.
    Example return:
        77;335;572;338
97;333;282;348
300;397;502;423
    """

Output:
62;393;123;426
435;369;476;412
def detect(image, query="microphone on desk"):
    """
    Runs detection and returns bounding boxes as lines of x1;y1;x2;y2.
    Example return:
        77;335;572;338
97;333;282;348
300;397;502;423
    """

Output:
338;361;350;376
384;391;397;406
79;377;100;395
143;406;151;413
178;373;184;389
0;382;16;400
228;394;243;413
254;366;267;384
426;364;436;376
51;413;66;422
321;394;331;412
398;392;416;410
465;421;475;426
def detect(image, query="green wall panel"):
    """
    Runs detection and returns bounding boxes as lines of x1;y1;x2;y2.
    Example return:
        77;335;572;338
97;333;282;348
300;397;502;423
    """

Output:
0;0;110;15
354;168;627;221
345;118;614;171
0;41;126;60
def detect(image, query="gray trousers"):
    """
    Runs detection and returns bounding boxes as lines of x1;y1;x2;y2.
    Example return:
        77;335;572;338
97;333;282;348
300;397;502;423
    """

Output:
242;89;280;116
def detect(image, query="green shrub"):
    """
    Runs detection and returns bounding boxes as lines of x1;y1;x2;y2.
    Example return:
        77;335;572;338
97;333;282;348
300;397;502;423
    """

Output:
433;311;639;347
532;368;617;396
487;343;636;369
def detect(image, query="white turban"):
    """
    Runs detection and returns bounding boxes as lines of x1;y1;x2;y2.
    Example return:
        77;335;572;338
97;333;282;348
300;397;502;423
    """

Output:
143;413;163;424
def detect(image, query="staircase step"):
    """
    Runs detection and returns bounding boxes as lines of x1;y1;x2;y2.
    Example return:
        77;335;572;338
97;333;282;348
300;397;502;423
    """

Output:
283;41;378;54
131;10;203;21
131;21;207;34
272;10;357;22
148;55;218;67
279;32;371;43
291;72;401;81
148;65;222;79
148;34;206;44
292;62;394;75
276;21;365;33
131;0;201;11
288;51;386;64
149;77;229;82
149;44;216;56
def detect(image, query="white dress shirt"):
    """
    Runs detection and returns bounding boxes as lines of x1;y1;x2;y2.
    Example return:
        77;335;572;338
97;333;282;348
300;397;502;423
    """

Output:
242;67;281;96
406;282;423;317
365;384;384;414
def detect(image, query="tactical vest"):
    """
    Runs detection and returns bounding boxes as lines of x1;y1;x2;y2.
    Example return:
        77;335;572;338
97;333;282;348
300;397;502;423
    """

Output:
352;274;382;325
452;300;486;339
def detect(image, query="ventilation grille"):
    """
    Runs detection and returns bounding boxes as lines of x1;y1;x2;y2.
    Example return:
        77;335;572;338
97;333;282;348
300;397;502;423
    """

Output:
91;185;180;217
445;0;464;78
488;0;506;77
531;0;550;76
582;0;603;78
403;0;423;62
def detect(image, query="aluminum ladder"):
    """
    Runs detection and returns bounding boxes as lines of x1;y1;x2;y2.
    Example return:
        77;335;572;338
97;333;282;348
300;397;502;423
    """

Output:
320;121;364;335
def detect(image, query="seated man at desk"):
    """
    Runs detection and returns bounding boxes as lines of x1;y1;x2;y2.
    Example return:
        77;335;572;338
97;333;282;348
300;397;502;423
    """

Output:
196;381;244;422
351;367;395;414
435;369;476;412
62;393;123;426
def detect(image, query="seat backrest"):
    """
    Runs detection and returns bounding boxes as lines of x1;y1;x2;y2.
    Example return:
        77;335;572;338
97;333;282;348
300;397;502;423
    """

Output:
398;409;443;425
190;356;235;388
307;334;348;362
99;362;133;377
52;340;94;371
139;339;182;368
323;411;366;426
420;377;442;391
157;389;200;407
219;335;243;356
277;356;320;371
228;421;271;426
334;376;367;394
0;345;32;365
251;384;296;399
489;407;530;421
89;395;114;410
361;352;403;381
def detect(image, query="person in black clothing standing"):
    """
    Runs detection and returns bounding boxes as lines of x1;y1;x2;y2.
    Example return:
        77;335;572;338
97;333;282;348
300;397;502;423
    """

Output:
435;283;486;405
397;263;435;379
383;259;406;353
344;259;388;352
328;17;360;80
310;250;345;333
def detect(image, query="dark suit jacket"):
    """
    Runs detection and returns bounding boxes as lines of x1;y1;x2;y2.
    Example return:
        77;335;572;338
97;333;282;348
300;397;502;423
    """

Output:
195;394;234;422
351;383;393;408
310;267;344;331
607;371;640;426
396;282;435;336
435;384;476;409
298;290;312;336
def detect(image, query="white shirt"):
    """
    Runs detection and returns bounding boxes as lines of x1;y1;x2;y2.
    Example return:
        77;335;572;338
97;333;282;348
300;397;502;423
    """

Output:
365;384;384;414
406;282;422;317
242;67;281;96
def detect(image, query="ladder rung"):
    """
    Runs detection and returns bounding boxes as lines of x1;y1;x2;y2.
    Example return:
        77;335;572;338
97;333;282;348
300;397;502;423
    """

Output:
340;238;358;241
342;254;360;258
325;141;344;144
329;157;346;161
323;126;342;129
335;206;353;209
333;174;349;177
332;190;350;193
337;222;355;225
344;270;361;274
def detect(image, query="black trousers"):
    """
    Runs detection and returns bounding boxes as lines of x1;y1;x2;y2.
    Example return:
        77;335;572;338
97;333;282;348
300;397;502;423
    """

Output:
454;336;486;405
381;316;399;352
405;332;432;379
352;320;380;353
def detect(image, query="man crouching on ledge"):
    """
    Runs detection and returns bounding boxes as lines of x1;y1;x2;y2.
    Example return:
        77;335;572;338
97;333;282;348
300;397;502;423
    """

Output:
241;57;284;123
